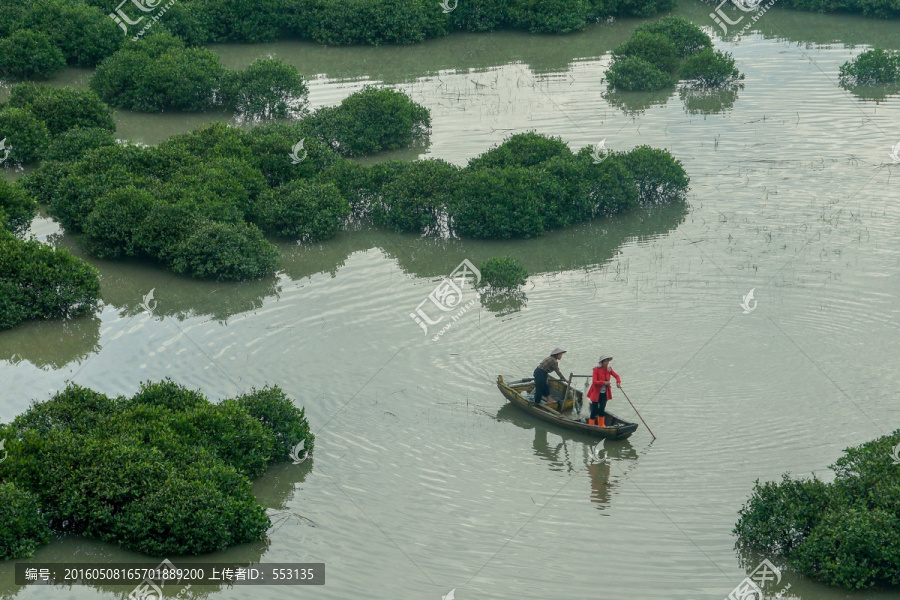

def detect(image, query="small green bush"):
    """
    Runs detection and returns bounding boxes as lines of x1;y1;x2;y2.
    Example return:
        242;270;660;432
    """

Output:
193;0;283;42
478;256;528;290
82;187;155;258
450;167;545;239
242;122;342;187
372;159;460;233
633;16;712;58
90;32;224;112
288;0;442;45
612;32;680;74
252;179;349;241
0;29;66;79
222;57;310;119
170;220;279;281
679;48;743;87
0;230;101;330
0;107;50;164
44;128;117;163
467;132;574;171
606;56;677;91
620;145;689;204
23;0;125;67
307;86;431;157
576;149;640;215
508;0;590;33
0;180;38;237
9;83;116;136
449;0;508;31
839;49;900;86
0;482;52;560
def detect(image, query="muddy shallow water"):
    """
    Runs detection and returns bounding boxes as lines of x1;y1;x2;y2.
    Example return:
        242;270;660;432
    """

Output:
1;1;899;598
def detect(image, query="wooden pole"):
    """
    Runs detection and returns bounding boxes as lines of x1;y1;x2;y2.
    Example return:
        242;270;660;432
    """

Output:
618;387;657;440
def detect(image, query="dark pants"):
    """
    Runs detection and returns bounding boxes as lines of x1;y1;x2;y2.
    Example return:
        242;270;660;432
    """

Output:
533;368;550;404
590;398;608;422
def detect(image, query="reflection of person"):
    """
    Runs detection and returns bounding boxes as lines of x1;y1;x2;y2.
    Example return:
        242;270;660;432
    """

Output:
586;355;621;426
533;348;569;407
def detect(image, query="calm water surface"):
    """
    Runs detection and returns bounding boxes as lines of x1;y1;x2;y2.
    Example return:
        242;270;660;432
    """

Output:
1;2;899;598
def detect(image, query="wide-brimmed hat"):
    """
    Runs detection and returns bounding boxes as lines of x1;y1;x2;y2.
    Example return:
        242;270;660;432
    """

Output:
550;348;567;356
598;355;613;363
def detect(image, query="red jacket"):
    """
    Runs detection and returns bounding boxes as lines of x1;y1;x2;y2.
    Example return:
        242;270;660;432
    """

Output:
587;366;621;402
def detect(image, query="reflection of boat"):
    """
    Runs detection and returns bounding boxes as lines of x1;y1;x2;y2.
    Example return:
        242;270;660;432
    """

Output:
497;375;638;440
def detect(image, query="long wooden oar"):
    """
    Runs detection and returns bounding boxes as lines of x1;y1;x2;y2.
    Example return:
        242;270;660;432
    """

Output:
618;387;657;440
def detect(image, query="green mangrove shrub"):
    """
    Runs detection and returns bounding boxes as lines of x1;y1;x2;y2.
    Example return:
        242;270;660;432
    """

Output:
0;380;313;556
605;57;678;91
286;0;447;46
450;166;547;239
90;33;225;112
170;220;278;281
735;430;900;589
242;122;342;187
252;179;349;241
466;132;573;170
22;0;125;67
0;107;50;164
478;256;529;290
43;127;118;163
9;83;116;136
0;229;101;331
508;0;591;34
307;86;431;157
0;179;38;237
0;482;52;560
370;159;460;234
679;48;743;87
606;17;740;92
222;57;310;119
839;49;900;86
0;29;66;79
620;145;690;204
748;0;899;19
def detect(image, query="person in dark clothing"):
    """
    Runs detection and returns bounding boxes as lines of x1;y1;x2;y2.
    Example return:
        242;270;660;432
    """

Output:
532;348;569;407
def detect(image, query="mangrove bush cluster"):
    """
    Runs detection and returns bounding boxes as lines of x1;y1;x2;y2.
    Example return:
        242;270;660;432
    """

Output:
0;380;313;559
91;32;308;115
0;180;101;332
0;84;115;165
19;110;687;281
734;430;900;589
19;86;429;281
0;0;677;73
751;0;899;18
605;17;743;91
839;49;900;86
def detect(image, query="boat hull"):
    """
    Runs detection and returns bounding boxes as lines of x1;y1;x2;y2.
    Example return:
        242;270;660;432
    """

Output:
497;375;638;440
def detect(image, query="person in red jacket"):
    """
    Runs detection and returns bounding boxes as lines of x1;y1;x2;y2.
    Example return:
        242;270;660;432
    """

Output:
586;355;621;426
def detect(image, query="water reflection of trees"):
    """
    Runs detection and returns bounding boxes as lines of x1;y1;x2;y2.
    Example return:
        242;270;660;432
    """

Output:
680;83;743;115
0;315;101;370
496;404;640;510
602;87;675;115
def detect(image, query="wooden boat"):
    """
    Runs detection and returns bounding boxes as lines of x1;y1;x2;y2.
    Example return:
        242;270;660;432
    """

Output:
496;375;638;440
